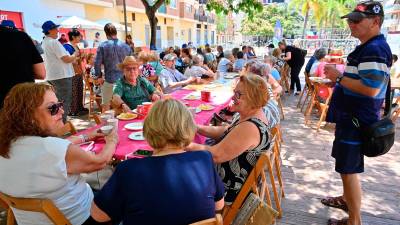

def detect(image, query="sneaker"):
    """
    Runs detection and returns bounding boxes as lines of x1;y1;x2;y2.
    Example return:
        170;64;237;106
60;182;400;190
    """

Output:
294;91;301;96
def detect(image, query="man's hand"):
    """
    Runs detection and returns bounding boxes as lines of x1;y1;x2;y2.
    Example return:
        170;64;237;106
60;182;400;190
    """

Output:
151;93;161;102
324;64;342;82
121;104;131;113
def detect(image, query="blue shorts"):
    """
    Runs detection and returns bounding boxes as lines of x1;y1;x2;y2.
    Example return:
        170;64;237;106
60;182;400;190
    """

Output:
331;121;364;174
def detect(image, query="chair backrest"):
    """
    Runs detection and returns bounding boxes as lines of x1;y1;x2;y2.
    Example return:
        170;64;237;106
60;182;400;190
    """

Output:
55;121;77;137
190;214;223;225
0;192;71;225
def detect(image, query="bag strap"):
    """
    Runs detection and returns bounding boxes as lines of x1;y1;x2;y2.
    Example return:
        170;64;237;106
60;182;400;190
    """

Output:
383;77;392;117
139;79;151;100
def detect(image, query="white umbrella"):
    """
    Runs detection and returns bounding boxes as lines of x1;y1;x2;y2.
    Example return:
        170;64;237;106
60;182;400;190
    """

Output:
60;16;103;30
96;19;131;32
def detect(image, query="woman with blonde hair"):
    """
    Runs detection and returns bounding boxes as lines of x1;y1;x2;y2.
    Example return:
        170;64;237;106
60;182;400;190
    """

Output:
91;99;224;224
0;83;118;225
187;74;271;203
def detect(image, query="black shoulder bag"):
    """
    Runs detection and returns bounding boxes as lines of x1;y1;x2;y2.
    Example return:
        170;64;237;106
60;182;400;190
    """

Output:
352;78;395;157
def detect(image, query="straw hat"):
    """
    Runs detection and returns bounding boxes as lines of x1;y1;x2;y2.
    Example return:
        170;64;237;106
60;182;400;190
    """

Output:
117;56;140;70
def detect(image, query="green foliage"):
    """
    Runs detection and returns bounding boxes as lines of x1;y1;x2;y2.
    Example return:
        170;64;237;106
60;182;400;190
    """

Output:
216;13;228;33
241;5;303;37
206;0;263;19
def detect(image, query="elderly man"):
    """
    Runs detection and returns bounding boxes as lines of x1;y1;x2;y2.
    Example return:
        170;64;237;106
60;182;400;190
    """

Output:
322;2;392;225
184;54;215;78
41;20;76;122
112;56;161;112
159;54;198;94
94;23;132;110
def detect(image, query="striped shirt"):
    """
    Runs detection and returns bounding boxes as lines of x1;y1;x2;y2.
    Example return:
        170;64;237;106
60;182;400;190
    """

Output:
327;34;392;124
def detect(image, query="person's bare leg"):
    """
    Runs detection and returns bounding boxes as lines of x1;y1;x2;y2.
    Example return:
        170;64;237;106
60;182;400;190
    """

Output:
341;174;362;225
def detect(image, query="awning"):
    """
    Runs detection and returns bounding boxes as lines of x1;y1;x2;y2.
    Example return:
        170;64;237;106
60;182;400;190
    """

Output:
60;16;103;30
95;19;131;32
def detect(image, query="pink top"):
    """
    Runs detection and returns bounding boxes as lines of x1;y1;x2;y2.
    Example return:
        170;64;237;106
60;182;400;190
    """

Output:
316;62;345;78
78;88;233;160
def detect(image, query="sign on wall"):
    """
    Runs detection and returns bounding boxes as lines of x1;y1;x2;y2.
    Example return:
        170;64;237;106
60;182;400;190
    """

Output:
0;10;24;29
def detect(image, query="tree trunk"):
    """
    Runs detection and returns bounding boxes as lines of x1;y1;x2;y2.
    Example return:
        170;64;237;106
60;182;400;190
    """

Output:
302;7;310;39
146;10;158;50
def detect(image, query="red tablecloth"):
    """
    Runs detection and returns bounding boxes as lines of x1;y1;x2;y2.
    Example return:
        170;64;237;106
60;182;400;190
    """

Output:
78;85;233;160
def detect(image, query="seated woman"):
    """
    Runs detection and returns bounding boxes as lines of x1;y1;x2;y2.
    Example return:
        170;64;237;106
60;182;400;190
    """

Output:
217;50;234;73
186;74;271;203
91;99;225;224
0;83;118;225
264;55;281;81
112;56;162;113
243;61;282;129
184;54;216;79
309;48;328;77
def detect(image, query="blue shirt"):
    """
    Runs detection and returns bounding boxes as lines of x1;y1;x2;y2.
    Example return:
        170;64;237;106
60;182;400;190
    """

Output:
305;56;316;73
271;68;281;81
94;151;225;225
327;34;392;125
233;59;245;71
94;39;132;83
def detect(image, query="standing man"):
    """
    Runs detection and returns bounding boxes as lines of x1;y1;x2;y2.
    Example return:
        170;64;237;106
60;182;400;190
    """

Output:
94;23;132;110
0;20;46;109
41;20;76;122
279;41;306;95
322;2;391;225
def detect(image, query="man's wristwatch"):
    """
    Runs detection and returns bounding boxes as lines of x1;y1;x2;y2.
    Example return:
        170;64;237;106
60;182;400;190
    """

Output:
336;75;344;84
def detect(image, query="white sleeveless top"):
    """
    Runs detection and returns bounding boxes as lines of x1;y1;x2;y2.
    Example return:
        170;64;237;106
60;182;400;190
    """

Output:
0;136;93;225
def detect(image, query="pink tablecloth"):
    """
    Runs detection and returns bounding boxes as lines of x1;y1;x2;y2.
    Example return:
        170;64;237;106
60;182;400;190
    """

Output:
78;87;233;160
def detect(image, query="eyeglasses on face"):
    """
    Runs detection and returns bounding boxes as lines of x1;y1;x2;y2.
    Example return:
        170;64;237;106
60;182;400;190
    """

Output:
125;67;138;71
233;90;244;99
47;102;64;116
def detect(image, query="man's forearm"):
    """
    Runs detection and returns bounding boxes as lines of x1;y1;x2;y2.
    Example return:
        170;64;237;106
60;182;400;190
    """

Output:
340;76;380;97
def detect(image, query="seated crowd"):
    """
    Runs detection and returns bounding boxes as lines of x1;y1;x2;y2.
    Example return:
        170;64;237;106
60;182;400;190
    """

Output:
0;43;287;225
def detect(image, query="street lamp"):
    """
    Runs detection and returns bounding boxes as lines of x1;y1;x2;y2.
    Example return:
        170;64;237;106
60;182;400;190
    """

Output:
123;0;128;35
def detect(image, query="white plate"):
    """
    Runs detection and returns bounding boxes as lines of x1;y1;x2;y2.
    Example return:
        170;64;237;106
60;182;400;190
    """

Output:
128;131;144;141
195;107;201;113
132;109;137;113
124;122;143;131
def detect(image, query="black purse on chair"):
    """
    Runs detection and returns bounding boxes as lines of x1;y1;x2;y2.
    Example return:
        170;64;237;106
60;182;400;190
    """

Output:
353;78;395;157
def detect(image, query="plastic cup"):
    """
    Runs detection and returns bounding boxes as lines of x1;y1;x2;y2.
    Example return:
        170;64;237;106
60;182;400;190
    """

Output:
137;105;144;119
100;125;113;135
201;90;211;102
107;118;118;129
104;110;115;118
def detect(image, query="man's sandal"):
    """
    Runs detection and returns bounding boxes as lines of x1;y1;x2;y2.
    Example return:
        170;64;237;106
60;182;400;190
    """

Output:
321;196;349;212
328;218;349;225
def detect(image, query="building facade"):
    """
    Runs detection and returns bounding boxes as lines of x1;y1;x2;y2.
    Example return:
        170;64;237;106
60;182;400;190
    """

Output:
0;0;216;49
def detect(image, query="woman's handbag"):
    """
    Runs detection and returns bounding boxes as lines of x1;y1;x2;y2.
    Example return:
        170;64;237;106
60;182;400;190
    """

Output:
232;193;278;225
353;78;395;157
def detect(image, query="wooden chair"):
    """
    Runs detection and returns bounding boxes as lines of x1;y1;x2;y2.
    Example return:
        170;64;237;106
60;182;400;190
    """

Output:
190;214;223;225
391;96;400;122
276;94;285;120
55;121;77;137
0;192;71;225
222;129;284;225
297;72;312;109
315;87;334;131
279;64;291;94
83;76;102;119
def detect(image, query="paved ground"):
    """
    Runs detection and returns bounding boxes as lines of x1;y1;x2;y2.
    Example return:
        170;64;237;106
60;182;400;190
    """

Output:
1;87;399;225
274;94;400;225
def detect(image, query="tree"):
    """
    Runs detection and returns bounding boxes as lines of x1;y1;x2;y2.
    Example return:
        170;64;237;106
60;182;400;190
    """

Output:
141;0;167;50
141;0;263;49
289;0;323;38
240;5;303;37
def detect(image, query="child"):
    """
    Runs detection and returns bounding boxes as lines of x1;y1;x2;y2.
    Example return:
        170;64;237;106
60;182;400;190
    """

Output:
86;53;101;95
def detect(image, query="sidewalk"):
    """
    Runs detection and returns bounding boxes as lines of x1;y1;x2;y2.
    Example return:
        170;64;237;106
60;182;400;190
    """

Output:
275;94;400;225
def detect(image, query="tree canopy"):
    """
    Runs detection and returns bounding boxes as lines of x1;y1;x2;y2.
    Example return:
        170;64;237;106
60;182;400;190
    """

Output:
240;5;303;37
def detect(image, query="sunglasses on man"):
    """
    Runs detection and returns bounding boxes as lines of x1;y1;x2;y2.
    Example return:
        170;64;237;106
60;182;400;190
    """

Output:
47;102;64;116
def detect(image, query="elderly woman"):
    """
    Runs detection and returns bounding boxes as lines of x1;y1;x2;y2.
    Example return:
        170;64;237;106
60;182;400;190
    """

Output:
0;83;118;225
91;99;225;224
186;74;271;203
184;54;216;79
112;56;162;113
309;48;328;77
217;50;234;73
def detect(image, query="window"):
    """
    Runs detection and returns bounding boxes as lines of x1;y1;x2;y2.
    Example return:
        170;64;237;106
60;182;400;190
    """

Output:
169;0;177;8
196;24;201;29
185;5;192;13
131;13;135;21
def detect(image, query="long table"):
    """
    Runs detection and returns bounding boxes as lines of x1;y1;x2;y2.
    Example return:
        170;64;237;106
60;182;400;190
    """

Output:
78;78;235;160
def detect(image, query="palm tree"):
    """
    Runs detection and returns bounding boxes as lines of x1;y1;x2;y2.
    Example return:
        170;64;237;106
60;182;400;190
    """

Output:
289;0;323;38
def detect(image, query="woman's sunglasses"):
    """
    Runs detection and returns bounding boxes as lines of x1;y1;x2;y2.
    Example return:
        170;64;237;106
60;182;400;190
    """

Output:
47;102;64;116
